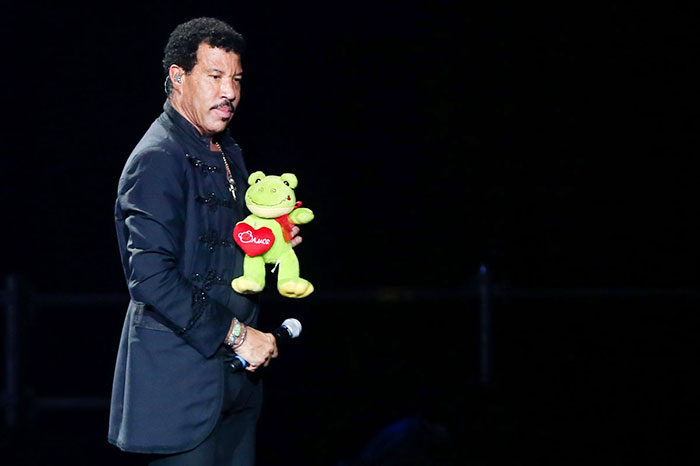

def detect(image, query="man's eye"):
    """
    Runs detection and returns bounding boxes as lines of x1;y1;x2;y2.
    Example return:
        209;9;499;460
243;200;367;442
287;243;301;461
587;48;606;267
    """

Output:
210;75;221;79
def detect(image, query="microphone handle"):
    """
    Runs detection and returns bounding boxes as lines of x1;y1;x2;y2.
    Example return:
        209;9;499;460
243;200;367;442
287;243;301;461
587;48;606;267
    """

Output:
272;325;293;342
230;354;248;371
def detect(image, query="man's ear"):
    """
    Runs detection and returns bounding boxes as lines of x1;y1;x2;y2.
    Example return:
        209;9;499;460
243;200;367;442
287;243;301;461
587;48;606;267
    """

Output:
168;64;185;90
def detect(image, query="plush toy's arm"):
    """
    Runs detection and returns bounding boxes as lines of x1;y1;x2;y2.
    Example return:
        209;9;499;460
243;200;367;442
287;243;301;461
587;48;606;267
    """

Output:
289;207;314;225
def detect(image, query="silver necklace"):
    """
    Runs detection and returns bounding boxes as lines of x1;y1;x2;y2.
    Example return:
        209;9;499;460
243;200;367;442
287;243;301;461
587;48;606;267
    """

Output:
215;142;237;200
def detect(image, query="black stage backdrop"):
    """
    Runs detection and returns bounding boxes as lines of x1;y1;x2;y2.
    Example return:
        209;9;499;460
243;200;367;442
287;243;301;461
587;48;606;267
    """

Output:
1;2;698;464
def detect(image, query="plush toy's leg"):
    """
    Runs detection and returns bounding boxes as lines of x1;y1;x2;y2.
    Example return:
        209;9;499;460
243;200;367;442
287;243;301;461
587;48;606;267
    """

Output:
231;255;265;294
276;249;313;298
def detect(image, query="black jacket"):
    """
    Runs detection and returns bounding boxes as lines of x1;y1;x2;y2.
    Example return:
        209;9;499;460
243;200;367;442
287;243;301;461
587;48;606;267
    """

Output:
109;100;258;453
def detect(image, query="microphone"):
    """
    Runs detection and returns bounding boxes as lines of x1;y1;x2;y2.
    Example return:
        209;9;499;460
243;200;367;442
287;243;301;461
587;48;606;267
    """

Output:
230;318;302;371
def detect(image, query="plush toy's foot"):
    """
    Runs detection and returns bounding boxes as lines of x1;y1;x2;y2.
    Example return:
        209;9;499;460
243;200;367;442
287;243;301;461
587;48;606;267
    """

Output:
232;277;263;294
278;278;314;298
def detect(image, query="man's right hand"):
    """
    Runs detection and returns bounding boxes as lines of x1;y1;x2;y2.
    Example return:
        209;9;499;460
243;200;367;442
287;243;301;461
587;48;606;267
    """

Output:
235;326;278;371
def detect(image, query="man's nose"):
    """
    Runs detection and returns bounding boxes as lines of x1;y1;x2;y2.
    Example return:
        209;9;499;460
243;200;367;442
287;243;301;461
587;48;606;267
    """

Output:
221;79;237;101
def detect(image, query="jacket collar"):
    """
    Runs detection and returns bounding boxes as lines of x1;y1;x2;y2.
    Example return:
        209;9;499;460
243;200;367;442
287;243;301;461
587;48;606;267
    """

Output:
162;99;231;151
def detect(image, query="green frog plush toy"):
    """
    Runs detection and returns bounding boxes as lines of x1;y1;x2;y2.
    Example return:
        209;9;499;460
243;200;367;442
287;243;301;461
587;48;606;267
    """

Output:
231;171;315;298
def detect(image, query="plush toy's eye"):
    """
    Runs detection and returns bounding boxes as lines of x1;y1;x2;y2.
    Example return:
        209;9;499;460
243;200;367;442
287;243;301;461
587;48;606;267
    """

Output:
283;181;290;186
255;178;262;183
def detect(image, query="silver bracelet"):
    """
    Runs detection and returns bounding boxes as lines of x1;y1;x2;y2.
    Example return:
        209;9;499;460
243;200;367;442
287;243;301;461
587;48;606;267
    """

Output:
232;324;247;350
225;318;242;348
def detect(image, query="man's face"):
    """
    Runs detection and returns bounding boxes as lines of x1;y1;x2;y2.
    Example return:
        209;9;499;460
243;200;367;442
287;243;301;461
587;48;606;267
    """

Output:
176;43;242;137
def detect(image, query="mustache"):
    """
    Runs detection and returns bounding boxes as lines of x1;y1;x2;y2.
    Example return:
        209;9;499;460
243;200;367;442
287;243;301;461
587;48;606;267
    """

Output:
212;100;235;112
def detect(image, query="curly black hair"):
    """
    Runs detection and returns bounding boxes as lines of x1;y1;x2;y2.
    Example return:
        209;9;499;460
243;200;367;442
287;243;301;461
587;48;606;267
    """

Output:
162;17;246;95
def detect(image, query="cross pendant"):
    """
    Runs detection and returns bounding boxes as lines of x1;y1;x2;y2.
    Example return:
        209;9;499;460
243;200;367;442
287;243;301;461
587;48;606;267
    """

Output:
228;180;237;200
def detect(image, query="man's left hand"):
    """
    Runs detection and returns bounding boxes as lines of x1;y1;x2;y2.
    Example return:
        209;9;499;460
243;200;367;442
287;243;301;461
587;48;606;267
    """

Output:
290;226;302;247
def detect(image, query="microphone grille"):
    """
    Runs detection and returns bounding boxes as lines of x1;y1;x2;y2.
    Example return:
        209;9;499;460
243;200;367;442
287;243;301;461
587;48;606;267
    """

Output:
282;318;302;338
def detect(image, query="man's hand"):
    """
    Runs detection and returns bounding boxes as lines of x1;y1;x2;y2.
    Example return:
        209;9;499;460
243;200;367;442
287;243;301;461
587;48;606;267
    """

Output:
290;225;302;248
235;326;278;371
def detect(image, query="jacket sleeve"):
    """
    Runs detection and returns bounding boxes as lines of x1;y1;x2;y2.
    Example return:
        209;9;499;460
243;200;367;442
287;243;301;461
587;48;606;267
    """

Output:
117;148;232;358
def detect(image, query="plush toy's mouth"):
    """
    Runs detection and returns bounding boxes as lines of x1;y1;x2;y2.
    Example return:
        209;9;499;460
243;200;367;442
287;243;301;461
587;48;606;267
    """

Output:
250;200;290;208
247;202;294;219
248;195;293;207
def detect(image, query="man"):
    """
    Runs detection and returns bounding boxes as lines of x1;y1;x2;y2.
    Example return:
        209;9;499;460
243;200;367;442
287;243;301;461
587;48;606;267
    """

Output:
109;17;290;465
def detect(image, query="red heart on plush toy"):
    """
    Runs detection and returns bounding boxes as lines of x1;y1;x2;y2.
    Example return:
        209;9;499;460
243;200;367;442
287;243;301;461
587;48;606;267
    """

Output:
233;223;275;256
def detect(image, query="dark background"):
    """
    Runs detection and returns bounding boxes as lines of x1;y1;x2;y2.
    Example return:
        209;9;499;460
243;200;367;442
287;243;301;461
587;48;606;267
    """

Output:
1;1;698;464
